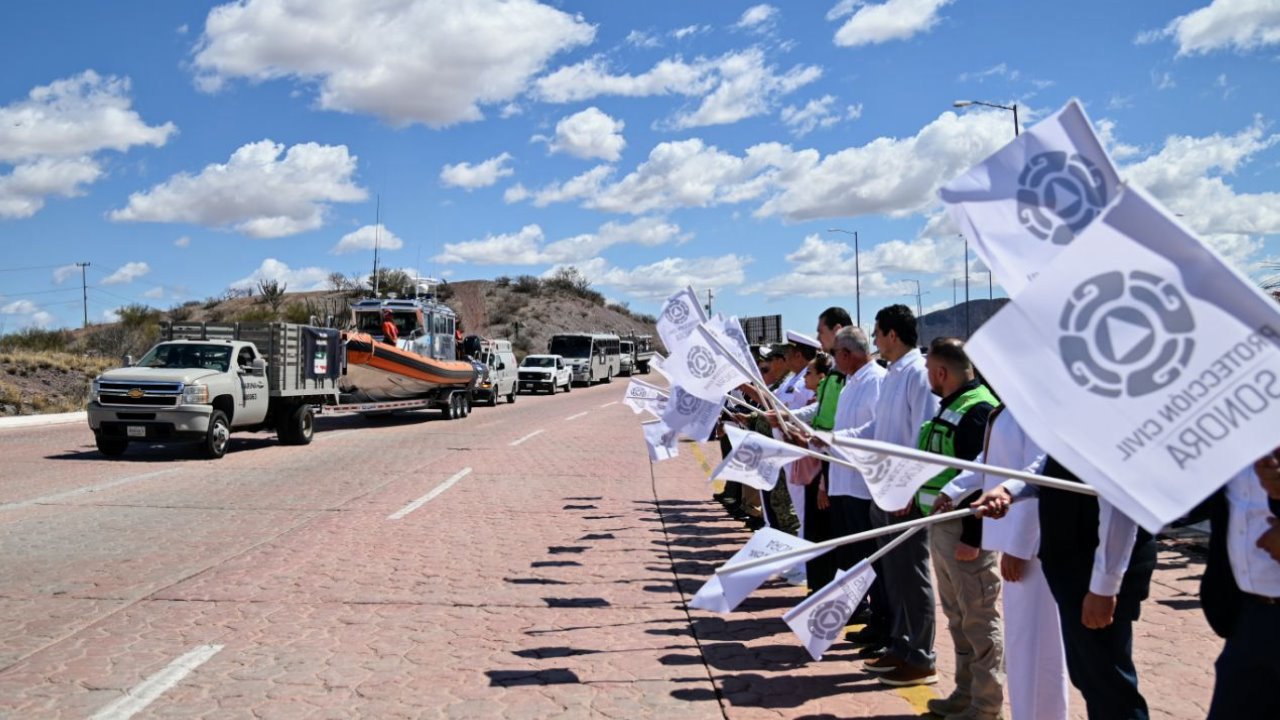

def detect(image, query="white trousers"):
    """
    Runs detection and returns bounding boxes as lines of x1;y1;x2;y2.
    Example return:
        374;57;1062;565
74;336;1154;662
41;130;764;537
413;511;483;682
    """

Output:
1003;556;1069;720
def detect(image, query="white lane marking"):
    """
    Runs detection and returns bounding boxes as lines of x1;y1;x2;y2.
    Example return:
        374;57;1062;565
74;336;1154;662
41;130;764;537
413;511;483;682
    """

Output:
0;469;178;512
90;644;223;720
599;401;619;408
387;468;473;520
565;411;589;421
509;429;545;447
315;429;356;442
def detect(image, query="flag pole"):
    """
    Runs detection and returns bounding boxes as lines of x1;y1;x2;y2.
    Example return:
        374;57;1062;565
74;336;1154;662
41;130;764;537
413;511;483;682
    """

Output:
719;507;980;576
698;327;810;437
795;526;923;611
826;434;1096;496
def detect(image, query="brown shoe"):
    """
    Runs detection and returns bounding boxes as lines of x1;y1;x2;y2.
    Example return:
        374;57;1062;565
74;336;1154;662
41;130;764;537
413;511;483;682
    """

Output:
862;653;904;674
877;663;938;687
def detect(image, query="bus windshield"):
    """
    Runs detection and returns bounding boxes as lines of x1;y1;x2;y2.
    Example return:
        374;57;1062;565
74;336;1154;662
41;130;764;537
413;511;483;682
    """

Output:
550;336;592;358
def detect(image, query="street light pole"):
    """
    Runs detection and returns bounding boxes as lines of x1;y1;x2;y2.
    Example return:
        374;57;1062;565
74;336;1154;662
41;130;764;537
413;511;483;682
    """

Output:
826;228;860;328
963;235;970;338
903;279;927;318
76;261;90;328
953;99;1019;136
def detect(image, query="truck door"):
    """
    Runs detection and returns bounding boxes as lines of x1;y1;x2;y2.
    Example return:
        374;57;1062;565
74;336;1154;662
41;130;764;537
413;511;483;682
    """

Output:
235;346;270;426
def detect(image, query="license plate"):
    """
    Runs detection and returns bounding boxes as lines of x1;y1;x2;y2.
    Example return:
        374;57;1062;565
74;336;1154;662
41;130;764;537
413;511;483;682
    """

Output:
127;425;146;438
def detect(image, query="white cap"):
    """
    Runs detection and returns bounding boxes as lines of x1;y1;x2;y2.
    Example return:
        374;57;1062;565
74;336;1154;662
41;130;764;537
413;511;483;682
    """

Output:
786;329;821;349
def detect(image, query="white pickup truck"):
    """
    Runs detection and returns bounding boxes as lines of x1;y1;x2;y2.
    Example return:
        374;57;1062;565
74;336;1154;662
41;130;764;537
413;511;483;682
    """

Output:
87;322;341;459
517;354;572;394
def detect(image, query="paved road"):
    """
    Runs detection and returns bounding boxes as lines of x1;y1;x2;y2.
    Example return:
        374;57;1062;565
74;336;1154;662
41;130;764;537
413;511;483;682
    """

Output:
0;380;1220;719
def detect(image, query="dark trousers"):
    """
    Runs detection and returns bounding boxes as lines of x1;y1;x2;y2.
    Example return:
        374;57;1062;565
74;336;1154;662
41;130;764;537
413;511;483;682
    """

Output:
803;470;835;593
828;495;888;638
869;502;936;670
1208;597;1280;718
1041;554;1153;720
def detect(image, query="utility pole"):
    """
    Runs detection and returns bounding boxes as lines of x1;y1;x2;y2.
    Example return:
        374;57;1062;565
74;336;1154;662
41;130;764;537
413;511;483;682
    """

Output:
952;278;957;307
705;288;714;317
372;195;381;297
76;261;90;328
988;271;993;301
903;279;928;318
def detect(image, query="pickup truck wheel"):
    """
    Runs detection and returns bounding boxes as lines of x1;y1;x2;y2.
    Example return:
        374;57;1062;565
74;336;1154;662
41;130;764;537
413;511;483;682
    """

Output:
564;379;571;393
549;381;556;395
487;391;498;407
281;404;314;445
202;410;231;459
96;434;128;457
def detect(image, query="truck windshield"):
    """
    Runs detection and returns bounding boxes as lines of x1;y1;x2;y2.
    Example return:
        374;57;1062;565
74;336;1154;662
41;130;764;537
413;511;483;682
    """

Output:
549;336;592;358
138;343;232;372
522;357;555;368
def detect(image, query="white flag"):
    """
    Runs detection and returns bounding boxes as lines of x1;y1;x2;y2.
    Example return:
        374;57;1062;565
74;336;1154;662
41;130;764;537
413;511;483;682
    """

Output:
661;323;756;402
966;184;1280;531
624;380;667;415
940;99;1120;297
657;286;709;351
710;425;811;492
784;560;877;661
649;352;671;381
641;421;679;462
689;527;817;613
703;314;765;385
661;384;721;441
824;435;954;512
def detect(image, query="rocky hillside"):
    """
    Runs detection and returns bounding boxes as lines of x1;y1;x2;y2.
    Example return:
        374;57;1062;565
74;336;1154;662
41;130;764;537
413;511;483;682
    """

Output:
917;298;1010;347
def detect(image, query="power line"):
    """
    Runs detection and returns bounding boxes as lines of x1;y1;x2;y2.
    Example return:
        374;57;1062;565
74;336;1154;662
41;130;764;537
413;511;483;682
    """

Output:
0;287;84;297
0;263;74;273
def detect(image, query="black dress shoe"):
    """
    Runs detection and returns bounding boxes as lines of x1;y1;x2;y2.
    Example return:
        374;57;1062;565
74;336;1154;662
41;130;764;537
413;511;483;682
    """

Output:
845;626;886;647
743;517;765;531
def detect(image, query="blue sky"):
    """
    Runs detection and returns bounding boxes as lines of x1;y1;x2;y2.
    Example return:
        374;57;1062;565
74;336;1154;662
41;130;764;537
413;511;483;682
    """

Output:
1;0;1278;335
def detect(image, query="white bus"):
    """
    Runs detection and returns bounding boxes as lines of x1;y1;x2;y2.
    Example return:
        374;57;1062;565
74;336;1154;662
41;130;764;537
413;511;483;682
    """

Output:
548;333;621;385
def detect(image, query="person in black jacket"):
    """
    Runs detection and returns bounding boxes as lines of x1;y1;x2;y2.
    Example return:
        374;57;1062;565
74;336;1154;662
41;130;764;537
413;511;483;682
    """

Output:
974;460;1155;720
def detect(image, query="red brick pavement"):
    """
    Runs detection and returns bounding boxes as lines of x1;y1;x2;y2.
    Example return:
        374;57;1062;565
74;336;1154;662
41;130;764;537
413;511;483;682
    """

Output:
0;380;1223;718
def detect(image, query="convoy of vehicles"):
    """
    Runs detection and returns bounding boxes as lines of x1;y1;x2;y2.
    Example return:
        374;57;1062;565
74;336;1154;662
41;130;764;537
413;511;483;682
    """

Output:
548;333;621;386
87;290;648;458
518;354;572;394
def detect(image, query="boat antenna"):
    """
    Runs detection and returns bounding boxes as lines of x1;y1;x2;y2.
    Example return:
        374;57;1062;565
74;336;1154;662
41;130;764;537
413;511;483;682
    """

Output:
372;195;381;298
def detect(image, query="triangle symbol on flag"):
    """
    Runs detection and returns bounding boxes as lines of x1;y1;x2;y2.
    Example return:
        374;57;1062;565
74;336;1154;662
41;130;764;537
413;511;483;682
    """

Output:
1103;314;1153;362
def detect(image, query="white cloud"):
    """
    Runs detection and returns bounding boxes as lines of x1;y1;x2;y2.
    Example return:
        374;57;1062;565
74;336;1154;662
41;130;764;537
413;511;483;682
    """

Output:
533;48;820;129
544;107;626;161
110;139;365;237
736;5;779;32
143;287;165;299
1140;0;1280;55
625;30;661;48
511;109;1011;221
1155;71;1177;90
439;152;515;190
957;63;1019;83
740;234;937;300
559;254;750;301
230;258;333;292
102;261;151;286
1121;118;1280;266
434;217;686;265
174;235;191;248
0;70;175;162
332;224;404;255
0;156;102;219
52;264;80;284
780;95;861;136
0;299;55;329
829;0;953;47
192;0;595;127
671;25;710;40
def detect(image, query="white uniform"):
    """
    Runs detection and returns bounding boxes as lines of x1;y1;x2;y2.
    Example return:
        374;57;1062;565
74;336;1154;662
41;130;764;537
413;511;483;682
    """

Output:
941;408;1069;720
774;367;814;531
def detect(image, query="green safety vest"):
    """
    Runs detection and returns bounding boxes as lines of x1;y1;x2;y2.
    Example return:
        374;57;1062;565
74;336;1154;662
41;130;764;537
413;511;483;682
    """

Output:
914;384;999;512
809;373;845;431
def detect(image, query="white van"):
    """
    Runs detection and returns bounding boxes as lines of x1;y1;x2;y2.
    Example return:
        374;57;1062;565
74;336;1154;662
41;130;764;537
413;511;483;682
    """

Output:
518;354;572;394
467;337;518;405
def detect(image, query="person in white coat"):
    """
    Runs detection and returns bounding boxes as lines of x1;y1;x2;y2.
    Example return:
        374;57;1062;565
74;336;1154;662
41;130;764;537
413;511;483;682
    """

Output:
937;406;1069;720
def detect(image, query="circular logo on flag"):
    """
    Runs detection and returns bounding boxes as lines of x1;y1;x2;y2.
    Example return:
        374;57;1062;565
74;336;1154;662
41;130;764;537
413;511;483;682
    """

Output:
851;451;893;487
664;300;690;325
1059;271;1196;398
1016;151;1110;246
729;443;763;472
807;599;852;641
674;387;701;416
686;346;717;379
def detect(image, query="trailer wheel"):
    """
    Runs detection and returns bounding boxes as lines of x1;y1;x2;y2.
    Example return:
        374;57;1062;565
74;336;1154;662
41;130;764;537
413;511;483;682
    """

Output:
462;394;471;417
202;410;231;459
279;404;314;445
96;434;128;457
